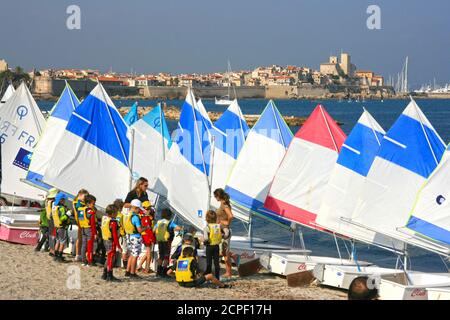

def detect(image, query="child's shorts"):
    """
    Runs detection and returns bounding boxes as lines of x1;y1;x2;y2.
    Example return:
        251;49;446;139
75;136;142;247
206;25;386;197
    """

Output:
178;276;206;288
128;236;142;257
56;228;68;244
158;241;169;260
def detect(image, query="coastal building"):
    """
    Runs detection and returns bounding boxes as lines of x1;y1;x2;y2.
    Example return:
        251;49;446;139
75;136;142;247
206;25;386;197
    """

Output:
0;59;8;72
355;70;384;87
320;53;356;78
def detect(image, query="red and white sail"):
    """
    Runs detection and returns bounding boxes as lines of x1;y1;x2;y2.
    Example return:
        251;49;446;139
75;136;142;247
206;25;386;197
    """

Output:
264;104;346;230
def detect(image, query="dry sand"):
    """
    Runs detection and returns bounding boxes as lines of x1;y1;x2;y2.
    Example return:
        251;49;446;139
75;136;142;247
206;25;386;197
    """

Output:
0;241;346;300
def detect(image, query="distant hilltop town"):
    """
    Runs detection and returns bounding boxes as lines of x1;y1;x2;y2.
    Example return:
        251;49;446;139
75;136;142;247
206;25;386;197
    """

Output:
1;53;399;100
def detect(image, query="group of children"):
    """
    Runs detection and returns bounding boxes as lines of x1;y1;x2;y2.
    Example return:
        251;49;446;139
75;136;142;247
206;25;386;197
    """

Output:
36;184;233;289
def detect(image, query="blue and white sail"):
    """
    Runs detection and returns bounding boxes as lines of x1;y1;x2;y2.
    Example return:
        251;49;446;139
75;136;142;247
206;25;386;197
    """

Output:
1;84;15;105
210;99;249;208
317;109;400;249
0;82;46;200
153;88;211;230
352;99;446;253
131;103;171;189
124;102;139;126
43;83;131;208
405;144;450;249
26;82;80;190
196;99;213;129
225;100;292;223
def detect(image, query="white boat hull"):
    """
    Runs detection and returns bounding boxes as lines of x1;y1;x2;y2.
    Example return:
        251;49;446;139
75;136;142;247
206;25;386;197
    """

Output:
314;264;403;290
379;272;450;300
426;287;450;300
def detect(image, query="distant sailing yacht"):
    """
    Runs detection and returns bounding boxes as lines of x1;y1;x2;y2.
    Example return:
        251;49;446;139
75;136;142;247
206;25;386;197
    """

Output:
215;60;237;105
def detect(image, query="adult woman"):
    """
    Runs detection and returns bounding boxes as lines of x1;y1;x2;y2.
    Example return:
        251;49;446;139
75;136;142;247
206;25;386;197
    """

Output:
214;188;237;278
124;177;149;208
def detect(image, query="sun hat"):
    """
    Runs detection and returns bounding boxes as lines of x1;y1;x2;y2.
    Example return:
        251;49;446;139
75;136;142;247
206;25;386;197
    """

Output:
142;200;151;209
130;199;144;210
47;188;59;199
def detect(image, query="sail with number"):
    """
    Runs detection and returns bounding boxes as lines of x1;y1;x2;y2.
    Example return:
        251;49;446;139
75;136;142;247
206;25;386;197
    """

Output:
124;102;139;126
225;100;292;224
43;83;131;208
0;82;46;200
264;105;346;231
351;99;447;254
26;82;80;190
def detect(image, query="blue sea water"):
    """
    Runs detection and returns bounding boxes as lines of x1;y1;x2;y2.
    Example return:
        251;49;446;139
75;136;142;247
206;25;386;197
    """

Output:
38;98;450;272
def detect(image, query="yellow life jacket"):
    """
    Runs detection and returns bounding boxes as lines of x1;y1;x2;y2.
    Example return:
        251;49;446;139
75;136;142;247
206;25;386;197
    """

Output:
45;200;53;220
155;220;170;242
116;211;125;237
52;206;67;228
101;216;112;240
175;257;195;283
77;206;90;228
124;212;139;235
208;223;222;245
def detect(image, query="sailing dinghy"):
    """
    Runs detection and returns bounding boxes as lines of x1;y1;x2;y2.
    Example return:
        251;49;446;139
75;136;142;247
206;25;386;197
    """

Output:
258;105;376;280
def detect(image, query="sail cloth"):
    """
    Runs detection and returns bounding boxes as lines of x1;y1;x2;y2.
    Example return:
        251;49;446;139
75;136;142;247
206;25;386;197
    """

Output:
43;83;131;208
1;84;15;104
153;89;211;230
316;110;400;248
352;99;446;253
131;104;171;189
406;144;450;246
0;82;46;200
264;105;346;230
197;99;213;129
124;102;139;126
210;100;249;208
26;82;80;190
225;100;293;223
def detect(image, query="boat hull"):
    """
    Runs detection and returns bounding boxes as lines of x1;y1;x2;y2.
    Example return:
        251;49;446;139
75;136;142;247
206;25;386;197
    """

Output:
0;209;41;245
379;272;450;300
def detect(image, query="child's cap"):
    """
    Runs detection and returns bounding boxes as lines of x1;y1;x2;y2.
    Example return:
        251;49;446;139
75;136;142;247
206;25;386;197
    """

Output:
130;199;144;210
142;200;151;209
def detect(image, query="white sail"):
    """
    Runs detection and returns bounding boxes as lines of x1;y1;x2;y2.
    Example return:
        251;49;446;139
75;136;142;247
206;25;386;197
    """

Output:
0;82;46;200
26;82;80;190
225;100;292;224
210;100;249;208
131;104;171;190
43;83;131;208
0;84;15;105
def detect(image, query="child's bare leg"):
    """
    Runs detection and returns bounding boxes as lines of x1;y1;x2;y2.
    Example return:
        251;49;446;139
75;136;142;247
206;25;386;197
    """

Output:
205;274;226;287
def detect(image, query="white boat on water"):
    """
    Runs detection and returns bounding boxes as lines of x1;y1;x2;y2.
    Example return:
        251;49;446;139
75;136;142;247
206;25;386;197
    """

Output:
215;96;234;106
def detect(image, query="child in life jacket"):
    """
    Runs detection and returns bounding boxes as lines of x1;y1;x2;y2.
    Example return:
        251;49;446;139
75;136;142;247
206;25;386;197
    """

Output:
46;188;59;257
154;208;175;277
137;201;156;273
35;188;57;252
52;192;70;262
124;199;147;278
175;246;230;289
113;199;126;268
79;194;97;266
203;210;222;280
167;233;197;277
73;189;89;262
101;204;121;282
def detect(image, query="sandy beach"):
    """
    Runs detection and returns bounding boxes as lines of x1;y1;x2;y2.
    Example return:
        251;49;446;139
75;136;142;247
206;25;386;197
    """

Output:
0;241;346;300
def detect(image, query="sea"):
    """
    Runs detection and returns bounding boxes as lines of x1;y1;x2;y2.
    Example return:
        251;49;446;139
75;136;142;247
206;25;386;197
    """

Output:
38;98;450;272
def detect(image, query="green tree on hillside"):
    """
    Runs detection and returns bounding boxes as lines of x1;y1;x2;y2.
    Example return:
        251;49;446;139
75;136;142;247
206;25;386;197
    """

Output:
0;66;31;94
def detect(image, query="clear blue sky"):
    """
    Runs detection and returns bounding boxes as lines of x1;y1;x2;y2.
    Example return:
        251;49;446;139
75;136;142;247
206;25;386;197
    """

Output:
1;0;449;88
